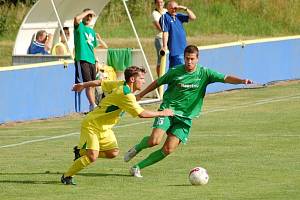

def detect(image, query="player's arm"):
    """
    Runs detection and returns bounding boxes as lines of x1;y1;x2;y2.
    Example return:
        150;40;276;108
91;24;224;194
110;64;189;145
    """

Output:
224;75;253;84
72;79;102;92
177;5;196;20
138;109;174;118
74;9;96;26
136;80;159;101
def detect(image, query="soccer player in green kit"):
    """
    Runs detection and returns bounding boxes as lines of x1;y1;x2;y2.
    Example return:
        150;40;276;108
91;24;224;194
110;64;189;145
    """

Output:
124;45;253;177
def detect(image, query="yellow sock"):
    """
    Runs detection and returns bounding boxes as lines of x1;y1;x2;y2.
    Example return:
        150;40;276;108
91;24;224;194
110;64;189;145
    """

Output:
79;149;87;156
64;155;91;177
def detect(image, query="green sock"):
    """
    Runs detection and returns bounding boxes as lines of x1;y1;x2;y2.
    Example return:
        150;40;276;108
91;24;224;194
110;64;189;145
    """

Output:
135;136;151;153
135;148;166;169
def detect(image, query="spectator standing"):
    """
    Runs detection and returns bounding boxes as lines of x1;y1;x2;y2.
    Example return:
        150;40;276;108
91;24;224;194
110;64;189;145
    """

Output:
152;0;167;77
74;8;98;112
160;0;196;68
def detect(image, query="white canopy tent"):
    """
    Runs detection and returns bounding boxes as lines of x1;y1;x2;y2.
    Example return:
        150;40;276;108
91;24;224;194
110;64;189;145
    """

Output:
13;0;160;102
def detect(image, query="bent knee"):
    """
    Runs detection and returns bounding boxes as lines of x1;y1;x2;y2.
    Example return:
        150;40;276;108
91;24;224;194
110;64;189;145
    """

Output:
87;154;98;162
105;149;119;158
162;146;175;155
86;150;99;162
148;137;162;147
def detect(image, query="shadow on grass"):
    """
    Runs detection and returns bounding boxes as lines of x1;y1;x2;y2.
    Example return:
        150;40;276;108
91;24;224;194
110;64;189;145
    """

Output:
0;171;131;185
0;180;59;185
167;184;193;187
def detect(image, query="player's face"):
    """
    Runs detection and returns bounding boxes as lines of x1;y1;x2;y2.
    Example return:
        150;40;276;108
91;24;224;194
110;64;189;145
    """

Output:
184;52;198;72
133;72;145;91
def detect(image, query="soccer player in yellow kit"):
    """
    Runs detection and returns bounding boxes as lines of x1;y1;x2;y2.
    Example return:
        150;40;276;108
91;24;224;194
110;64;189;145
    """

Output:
61;66;173;185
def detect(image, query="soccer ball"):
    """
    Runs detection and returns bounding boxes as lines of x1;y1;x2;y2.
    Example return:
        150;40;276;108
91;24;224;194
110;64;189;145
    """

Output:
189;166;209;185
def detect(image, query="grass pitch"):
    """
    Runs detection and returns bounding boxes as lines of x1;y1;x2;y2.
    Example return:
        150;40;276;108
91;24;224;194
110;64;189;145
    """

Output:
0;81;300;200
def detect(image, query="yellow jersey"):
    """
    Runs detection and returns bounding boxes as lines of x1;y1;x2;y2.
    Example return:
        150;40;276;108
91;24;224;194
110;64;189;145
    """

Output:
82;80;144;132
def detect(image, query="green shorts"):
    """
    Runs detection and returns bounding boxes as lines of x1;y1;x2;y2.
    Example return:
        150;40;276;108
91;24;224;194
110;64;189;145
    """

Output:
153;115;192;144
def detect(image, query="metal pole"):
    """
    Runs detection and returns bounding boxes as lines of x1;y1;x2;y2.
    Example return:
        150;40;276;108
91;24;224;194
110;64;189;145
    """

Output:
122;0;160;99
50;0;73;59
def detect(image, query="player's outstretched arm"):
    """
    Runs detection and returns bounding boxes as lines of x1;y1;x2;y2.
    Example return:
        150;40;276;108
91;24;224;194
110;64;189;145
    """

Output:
72;79;102;92
136;80;159;101
224;75;253;84
138;109;174;118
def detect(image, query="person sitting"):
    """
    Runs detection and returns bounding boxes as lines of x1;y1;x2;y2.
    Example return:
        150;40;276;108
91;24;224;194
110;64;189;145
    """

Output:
28;30;53;55
52;27;71;56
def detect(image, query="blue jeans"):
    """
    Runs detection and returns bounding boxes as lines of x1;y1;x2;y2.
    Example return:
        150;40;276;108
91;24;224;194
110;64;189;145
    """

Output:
169;54;184;68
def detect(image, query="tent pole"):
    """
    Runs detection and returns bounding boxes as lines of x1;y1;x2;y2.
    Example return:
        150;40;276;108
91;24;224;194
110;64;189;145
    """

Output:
50;0;73;59
122;0;160;98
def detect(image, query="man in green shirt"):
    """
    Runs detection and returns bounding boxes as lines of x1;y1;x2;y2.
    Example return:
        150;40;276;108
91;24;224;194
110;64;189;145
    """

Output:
124;45;253;177
74;8;98;112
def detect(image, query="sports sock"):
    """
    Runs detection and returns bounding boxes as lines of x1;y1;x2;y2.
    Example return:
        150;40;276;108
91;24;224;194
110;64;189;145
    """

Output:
134;148;166;169
64;155;91;177
79;149;87;156
135;136;151;153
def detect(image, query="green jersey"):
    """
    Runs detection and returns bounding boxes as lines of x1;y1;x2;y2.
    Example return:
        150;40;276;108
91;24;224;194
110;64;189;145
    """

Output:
157;64;225;119
74;22;98;64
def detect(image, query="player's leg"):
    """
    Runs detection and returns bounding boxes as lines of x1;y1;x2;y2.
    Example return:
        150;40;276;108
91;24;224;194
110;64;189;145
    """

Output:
124;116;170;162
62;127;99;185
129;116;191;177
131;133;180;173
98;129;120;159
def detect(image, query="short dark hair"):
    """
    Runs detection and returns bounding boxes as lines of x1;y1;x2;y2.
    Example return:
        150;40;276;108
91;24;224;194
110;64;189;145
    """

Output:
60;27;69;35
124;66;146;82
184;45;199;57
83;8;91;12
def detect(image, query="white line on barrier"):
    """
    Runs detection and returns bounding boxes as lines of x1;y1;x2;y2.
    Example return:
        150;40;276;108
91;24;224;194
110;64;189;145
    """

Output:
1;94;299;149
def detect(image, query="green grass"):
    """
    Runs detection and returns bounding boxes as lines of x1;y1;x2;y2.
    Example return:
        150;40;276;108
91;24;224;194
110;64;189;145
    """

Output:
1;81;300;200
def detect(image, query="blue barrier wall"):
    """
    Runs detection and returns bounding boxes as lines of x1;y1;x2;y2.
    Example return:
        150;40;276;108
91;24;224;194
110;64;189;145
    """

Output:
0;61;89;124
1;37;300;123
199;37;300;93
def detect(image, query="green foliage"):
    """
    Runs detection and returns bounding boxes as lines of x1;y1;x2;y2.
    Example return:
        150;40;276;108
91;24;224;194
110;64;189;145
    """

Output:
0;4;30;40
95;0;300;37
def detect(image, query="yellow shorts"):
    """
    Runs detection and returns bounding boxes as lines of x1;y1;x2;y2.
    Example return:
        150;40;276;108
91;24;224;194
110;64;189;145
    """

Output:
78;126;118;151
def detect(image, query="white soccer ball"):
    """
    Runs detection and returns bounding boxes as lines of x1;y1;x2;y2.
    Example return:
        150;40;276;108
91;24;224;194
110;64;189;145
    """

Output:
189;166;209;185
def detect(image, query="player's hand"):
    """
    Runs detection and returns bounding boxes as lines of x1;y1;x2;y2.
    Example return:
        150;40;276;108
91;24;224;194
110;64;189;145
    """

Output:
162;109;174;117
244;79;253;84
72;83;84;92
